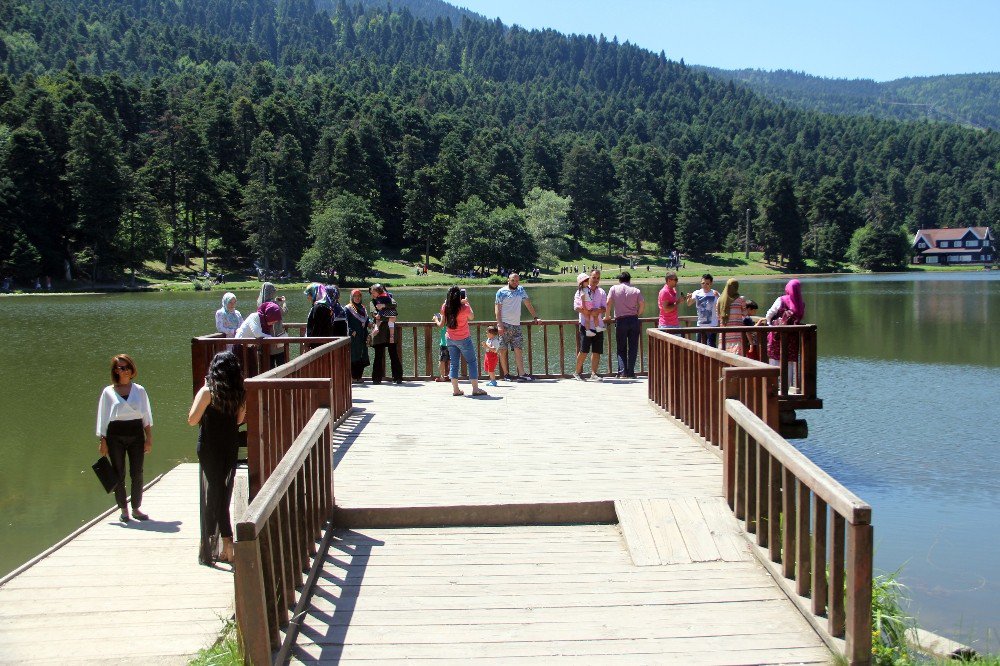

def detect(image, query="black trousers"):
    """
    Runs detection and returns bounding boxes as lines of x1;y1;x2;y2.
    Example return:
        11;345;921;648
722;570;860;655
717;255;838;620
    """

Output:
615;315;640;377
371;343;402;383
332;319;348;337
198;454;236;564
107;419;145;511
351;360;367;381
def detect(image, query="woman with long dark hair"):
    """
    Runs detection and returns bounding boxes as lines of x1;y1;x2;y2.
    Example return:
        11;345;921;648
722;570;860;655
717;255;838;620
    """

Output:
96;354;153;522
187;351;246;565
441;286;487;397
345;288;371;382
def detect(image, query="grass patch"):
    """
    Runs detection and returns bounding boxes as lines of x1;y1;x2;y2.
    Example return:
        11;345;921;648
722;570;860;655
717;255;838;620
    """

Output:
190;619;242;666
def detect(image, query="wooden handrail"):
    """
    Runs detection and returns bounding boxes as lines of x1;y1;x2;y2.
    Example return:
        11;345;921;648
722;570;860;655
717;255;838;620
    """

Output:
234;408;334;665
723;398;872;665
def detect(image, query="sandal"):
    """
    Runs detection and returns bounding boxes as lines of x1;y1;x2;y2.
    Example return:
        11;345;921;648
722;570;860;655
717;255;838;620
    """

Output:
471;389;488;396
452;390;465;396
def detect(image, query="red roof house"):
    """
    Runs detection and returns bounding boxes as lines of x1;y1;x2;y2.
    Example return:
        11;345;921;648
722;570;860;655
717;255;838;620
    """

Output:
911;227;994;265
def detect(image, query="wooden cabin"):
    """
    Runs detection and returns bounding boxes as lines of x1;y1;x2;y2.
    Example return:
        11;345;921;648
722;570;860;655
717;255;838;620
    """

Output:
911;226;995;265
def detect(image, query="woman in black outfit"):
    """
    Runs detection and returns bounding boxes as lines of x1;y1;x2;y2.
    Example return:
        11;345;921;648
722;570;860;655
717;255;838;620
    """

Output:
369;285;402;384
304;282;335;337
187;351;246;565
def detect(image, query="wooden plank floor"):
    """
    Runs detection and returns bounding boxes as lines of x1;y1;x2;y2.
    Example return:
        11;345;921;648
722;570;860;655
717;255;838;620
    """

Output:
0;464;235;665
291;378;831;664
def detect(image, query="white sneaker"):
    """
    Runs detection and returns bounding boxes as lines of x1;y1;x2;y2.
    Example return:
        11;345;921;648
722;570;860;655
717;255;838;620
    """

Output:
589;372;601;382
585;329;597;337
572;372;587;381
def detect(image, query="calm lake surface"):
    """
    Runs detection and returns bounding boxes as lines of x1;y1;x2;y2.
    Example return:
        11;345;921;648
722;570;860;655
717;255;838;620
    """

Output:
1;273;997;643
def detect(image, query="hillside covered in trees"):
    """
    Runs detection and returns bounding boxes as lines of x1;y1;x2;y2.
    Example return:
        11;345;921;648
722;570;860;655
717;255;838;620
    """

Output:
0;0;997;282
701;67;1000;131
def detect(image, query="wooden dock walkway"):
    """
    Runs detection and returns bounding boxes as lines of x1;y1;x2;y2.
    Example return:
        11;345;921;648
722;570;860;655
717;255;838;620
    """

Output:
286;378;831;663
0;464;236;665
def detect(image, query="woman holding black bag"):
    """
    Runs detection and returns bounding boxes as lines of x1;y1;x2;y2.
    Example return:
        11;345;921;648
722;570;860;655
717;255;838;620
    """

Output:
95;354;153;523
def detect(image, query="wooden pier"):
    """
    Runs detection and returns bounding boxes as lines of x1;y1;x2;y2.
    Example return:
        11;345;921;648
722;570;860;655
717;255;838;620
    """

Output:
0;464;236;664
0;321;868;664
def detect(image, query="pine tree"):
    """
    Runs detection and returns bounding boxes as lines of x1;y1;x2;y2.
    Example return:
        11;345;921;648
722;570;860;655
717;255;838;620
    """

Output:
674;157;716;259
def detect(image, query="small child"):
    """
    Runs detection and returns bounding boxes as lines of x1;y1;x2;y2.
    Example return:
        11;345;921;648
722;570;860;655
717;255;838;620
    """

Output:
370;284;398;343
744;300;763;361
432;312;449;382
482;325;501;386
576;273;604;337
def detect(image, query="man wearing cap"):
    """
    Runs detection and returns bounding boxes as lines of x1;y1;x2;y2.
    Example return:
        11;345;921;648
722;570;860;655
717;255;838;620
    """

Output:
572;269;607;381
605;271;645;378
494;272;540;381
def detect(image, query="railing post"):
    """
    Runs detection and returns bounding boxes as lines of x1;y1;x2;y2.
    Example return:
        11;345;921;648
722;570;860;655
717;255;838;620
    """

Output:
846;522;874;665
722;378;738;506
234;537;272;665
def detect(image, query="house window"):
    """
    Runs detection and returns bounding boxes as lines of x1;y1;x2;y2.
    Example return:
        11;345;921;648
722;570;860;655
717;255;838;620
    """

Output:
955;255;972;262
927;256;939;264
917;241;925;248
966;240;979;247
939;241;949;248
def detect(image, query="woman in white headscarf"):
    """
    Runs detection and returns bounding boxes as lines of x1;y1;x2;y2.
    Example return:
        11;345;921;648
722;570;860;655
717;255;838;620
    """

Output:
215;292;243;337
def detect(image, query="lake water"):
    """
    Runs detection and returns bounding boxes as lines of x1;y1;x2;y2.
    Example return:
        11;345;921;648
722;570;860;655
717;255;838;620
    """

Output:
1;273;997;645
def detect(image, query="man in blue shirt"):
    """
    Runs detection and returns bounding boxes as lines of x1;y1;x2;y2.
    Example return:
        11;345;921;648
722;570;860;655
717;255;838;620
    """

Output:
494;273;540;381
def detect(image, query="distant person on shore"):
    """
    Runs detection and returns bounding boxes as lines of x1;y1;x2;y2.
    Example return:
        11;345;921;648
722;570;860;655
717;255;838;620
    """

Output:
687;273;720;348
187;351;245;566
657;271;681;330
765;279;806;378
442;286;488;396
304;283;335;337
605;271;645;378
215;292;243;337
494;273;540;381
718;278;749;354
573;270;607;381
96;354;153;523
257;282;287;368
345;289;371;383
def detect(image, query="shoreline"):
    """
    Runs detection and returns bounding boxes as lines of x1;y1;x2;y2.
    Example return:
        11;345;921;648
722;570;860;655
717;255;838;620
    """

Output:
0;266;990;297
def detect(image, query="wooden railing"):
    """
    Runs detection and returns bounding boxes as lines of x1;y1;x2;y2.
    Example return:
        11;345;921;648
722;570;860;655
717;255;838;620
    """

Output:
243;338;352;497
647;328;780;450
724;398;872;665
234;408;335;665
190;323;326;394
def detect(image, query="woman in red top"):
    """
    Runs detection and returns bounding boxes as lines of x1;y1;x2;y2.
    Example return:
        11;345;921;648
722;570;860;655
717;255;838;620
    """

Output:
441;286;488;397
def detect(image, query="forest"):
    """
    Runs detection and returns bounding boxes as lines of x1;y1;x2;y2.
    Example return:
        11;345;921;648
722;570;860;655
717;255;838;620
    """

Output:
703;67;1000;131
0;0;997;282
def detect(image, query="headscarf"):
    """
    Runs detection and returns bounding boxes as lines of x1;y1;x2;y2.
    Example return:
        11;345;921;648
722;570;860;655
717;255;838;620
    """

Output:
219;292;242;330
347;288;368;323
257;301;282;335
718;279;740;321
304;282;333;309
257;281;285;337
780;279;805;320
326;284;347;320
257;282;277;308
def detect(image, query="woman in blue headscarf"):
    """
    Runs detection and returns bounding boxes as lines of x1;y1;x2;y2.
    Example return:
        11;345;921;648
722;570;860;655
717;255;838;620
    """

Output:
215;292;243;337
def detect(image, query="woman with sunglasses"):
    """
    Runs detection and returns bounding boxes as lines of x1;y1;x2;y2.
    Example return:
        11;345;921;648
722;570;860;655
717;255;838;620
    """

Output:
96;354;154;522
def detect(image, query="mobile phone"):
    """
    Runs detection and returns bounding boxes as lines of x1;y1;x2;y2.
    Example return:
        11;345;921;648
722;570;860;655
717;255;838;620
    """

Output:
460;289;467;299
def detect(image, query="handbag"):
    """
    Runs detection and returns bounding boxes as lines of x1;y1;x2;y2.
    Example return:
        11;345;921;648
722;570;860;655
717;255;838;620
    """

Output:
92;456;118;493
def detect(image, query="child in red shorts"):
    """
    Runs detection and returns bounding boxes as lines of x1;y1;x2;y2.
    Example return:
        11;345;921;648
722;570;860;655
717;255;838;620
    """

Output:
482;325;500;386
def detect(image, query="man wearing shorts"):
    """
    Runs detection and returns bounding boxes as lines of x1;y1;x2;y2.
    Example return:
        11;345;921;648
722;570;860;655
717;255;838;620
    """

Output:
573;269;608;380
494;273;540;381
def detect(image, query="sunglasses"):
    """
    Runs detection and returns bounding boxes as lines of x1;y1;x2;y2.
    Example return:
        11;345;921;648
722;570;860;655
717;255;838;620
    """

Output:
116;365;132;372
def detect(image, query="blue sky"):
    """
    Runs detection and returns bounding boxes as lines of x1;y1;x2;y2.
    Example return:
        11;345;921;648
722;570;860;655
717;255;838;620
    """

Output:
453;1;1000;82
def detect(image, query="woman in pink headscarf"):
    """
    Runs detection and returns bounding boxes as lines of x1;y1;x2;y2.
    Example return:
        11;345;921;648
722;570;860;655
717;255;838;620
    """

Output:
765;279;806;379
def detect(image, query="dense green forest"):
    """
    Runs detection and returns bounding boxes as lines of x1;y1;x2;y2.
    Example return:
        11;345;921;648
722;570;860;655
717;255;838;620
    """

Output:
0;0;997;283
701;67;1000;131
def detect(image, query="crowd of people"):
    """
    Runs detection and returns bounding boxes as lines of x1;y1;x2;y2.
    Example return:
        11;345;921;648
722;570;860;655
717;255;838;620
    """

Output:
91;272;805;566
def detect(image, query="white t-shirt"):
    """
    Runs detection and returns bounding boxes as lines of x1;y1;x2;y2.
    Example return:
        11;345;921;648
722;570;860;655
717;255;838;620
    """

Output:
691;288;720;327
96;383;153;436
484;337;501;353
